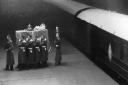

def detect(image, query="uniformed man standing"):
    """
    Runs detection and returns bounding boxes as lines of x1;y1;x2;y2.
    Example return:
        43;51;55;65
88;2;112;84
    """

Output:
55;27;62;66
4;34;15;71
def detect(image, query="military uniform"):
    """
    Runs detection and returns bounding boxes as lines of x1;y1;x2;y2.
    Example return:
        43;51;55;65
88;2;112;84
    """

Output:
4;40;15;70
40;39;48;67
27;39;34;68
34;42;41;68
55;27;61;65
55;38;61;65
17;40;27;70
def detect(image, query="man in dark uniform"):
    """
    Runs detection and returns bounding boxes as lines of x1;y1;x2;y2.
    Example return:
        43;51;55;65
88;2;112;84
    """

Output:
40;38;48;67
55;27;62;66
27;36;34;69
17;39;27;70
4;34;15;71
34;38;42;68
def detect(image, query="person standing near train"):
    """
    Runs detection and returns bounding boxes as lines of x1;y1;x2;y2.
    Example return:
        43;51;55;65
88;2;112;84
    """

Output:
55;27;62;66
4;34;15;71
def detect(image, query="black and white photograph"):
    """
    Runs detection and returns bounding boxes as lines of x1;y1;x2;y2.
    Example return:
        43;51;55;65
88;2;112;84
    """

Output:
0;0;128;85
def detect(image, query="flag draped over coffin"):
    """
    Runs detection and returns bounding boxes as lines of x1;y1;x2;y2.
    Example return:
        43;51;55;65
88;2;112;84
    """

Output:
15;29;49;47
16;30;35;40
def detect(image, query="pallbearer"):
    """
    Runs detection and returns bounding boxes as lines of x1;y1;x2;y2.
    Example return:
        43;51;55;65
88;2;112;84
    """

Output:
4;34;15;71
34;38;42;68
40;38;48;67
27;36;34;68
17;39;27;70
55;27;62;66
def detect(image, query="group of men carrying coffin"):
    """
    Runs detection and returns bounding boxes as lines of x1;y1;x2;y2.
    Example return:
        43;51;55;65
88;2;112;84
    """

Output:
15;24;61;70
17;36;48;70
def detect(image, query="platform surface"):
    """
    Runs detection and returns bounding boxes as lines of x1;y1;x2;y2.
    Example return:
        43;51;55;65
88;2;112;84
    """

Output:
0;39;119;85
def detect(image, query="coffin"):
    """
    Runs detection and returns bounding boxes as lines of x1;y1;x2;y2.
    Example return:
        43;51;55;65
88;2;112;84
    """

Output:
15;29;49;44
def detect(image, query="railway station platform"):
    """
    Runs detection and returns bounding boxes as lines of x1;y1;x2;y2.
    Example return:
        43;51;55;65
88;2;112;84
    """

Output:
0;39;118;85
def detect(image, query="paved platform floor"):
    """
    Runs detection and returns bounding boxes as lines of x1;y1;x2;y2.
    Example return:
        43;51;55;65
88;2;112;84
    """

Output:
0;40;119;85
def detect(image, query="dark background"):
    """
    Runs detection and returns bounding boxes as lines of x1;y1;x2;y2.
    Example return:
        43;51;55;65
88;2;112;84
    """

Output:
75;0;128;13
0;0;127;46
0;0;76;46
